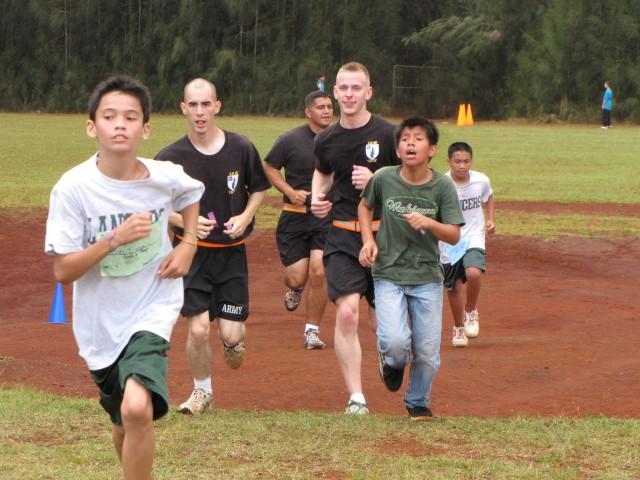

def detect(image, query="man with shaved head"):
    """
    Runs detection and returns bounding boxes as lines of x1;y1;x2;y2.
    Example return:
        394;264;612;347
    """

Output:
155;78;270;415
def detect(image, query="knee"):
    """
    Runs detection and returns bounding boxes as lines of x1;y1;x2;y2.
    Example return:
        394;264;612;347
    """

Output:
465;267;482;283
188;318;210;343
121;393;153;428
308;268;326;289
219;322;245;346
336;305;358;331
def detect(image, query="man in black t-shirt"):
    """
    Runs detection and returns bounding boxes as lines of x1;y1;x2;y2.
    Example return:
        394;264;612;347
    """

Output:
155;78;270;415
264;91;333;350
311;62;400;415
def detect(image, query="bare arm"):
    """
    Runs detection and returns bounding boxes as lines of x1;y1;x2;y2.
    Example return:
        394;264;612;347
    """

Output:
358;198;377;267
157;201;200;278
225;190;267;239
484;194;496;234
263;162;309;206
310;169;333;218
168;211;214;240
404;212;461;245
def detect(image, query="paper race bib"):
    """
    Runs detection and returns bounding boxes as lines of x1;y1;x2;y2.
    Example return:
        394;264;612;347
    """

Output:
445;237;469;266
98;221;163;277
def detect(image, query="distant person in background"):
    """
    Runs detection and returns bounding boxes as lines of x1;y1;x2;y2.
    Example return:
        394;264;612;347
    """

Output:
317;75;326;92
263;90;334;349
601;81;613;129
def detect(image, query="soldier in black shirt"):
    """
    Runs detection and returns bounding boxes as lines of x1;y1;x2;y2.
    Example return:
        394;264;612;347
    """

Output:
155;78;270;415
311;62;400;415
264;91;334;350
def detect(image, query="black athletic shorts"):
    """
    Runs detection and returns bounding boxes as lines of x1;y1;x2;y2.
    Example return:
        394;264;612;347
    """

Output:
181;244;249;322
443;248;486;291
275;211;329;266
322;225;375;307
90;331;170;426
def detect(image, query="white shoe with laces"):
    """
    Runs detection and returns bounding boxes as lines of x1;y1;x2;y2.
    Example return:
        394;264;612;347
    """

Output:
452;326;468;347
464;310;480;338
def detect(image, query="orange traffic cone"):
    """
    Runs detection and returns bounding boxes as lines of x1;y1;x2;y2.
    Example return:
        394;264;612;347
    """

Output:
456;104;467;126
466;104;474;125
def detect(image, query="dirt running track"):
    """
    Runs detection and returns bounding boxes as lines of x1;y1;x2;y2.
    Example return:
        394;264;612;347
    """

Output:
1;201;638;418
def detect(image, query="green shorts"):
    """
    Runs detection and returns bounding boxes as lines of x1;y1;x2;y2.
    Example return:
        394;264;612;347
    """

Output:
90;331;171;425
443;248;486;291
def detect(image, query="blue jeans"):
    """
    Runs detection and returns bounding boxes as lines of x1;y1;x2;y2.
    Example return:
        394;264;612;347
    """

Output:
374;280;443;409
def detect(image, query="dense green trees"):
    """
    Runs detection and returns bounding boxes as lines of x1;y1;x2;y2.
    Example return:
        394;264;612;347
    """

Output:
1;0;638;121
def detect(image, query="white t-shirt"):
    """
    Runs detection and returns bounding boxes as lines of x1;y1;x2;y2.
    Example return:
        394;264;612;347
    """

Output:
439;170;493;264
45;155;204;370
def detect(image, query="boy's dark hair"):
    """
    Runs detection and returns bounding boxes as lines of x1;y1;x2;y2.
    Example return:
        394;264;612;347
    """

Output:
394;117;439;147
448;141;473;158
88;75;151;123
305;90;331;108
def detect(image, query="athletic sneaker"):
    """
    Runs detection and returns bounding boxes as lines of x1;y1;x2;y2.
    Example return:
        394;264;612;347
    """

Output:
304;329;325;349
406;405;434;421
222;340;245;369
464;310;480;338
178;388;212;415
378;352;405;392
452;326;469;347
285;287;304;311
345;400;369;415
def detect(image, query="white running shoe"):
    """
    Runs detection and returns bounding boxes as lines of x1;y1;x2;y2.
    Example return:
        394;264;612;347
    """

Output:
452;326;468;347
178;388;212;415
464;310;480;338
304;329;326;349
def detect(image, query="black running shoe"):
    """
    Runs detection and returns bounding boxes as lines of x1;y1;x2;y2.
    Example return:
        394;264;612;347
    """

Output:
378;352;405;392
406;405;434;421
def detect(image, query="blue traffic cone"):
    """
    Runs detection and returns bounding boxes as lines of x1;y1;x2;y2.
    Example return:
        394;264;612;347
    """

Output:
48;283;67;324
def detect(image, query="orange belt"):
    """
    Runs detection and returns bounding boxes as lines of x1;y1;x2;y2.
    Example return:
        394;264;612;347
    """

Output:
283;203;308;214
176;233;244;248
332;219;380;232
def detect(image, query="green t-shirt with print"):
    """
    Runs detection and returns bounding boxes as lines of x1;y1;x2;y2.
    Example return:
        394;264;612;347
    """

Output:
361;165;464;284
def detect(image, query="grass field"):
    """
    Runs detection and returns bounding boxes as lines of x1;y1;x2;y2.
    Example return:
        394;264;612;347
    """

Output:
1;114;639;478
2;388;638;479
1;113;639;238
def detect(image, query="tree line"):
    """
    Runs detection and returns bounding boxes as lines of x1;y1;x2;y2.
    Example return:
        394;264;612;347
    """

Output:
1;0;639;122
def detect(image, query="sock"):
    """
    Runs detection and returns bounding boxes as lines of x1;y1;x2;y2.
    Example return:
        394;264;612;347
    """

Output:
305;324;319;333
350;392;366;405
194;377;212;396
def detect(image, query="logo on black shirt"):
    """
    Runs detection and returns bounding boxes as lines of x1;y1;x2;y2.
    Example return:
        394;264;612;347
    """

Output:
227;171;239;194
365;142;380;163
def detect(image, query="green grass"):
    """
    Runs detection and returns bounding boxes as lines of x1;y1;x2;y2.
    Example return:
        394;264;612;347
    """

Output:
2;113;639;238
2;113;640;207
1;387;639;479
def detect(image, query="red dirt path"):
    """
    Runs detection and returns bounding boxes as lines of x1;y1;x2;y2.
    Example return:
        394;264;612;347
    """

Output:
1;202;638;418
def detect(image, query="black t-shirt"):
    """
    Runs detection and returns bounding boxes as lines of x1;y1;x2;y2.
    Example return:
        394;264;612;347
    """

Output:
264;124;316;207
155;132;271;244
314;115;399;221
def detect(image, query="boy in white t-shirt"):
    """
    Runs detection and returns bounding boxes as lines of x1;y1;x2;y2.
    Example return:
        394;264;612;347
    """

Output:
439;142;495;347
45;75;204;479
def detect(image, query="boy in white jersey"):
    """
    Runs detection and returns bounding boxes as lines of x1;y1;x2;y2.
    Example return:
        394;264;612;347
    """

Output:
439;142;495;347
45;75;204;479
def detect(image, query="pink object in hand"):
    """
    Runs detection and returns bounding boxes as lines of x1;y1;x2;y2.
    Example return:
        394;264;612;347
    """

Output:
207;212;218;227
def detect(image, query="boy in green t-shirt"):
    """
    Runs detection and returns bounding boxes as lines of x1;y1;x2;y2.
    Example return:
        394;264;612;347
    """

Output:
358;117;464;420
